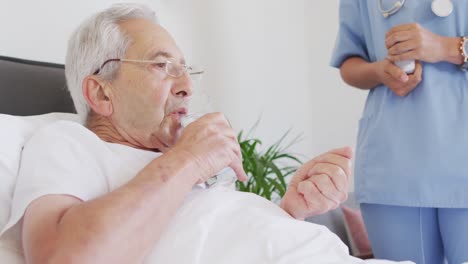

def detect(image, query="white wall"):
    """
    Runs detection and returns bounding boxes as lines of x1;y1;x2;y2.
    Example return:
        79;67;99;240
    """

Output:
0;0;367;176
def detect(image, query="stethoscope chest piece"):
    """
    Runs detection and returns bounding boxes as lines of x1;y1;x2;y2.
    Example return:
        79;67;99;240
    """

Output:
379;0;454;18
431;0;453;17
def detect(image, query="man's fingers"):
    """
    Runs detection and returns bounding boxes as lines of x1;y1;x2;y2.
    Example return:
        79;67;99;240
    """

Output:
297;180;336;214
231;159;248;182
221;129;238;142
307;163;348;192
204;117;247;182
230;140;247;182
293;147;352;189
310;174;347;204
313;152;352;179
326;146;353;159
202;112;231;128
292;160;316;182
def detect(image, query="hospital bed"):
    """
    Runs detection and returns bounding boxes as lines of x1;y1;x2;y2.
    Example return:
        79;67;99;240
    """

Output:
0;55;400;263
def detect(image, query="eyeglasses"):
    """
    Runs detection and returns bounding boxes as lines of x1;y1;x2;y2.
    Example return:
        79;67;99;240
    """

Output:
93;58;204;80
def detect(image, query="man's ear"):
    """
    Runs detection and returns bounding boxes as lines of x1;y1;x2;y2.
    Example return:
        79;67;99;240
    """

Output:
82;76;113;117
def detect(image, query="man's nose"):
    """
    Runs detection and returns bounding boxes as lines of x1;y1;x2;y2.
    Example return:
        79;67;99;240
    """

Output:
172;72;193;97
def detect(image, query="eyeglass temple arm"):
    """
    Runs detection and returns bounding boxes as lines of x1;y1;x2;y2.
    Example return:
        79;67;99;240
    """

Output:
94;58;122;75
190;70;205;75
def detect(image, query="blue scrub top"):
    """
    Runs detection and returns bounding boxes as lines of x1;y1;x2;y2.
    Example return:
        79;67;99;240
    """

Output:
331;0;468;208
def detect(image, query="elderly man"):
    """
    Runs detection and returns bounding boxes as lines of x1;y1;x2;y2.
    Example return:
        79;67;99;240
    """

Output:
0;4;369;264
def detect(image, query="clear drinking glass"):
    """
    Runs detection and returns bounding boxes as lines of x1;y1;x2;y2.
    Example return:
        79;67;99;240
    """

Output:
180;113;237;189
174;66;237;189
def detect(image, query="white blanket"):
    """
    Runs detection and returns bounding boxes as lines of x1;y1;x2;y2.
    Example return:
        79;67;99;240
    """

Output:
145;186;413;264
0;185;412;263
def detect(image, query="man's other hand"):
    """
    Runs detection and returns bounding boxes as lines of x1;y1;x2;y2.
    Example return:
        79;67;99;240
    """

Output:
280;147;353;220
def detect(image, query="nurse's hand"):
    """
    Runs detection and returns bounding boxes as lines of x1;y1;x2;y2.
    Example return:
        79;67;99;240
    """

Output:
280;147;352;220
376;58;423;97
385;23;449;63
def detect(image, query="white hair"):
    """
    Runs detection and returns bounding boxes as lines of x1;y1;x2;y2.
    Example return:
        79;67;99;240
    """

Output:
65;3;158;123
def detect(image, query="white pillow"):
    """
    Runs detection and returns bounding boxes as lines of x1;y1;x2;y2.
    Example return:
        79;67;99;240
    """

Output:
0;113;79;231
0;113;79;263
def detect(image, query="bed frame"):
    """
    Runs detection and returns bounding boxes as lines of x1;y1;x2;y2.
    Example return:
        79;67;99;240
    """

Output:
0;55;75;115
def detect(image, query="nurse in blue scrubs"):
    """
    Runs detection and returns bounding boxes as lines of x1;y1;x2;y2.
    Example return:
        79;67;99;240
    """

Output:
331;0;468;263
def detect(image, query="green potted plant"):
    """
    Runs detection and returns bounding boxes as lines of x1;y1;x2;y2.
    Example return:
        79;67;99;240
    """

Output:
236;127;303;203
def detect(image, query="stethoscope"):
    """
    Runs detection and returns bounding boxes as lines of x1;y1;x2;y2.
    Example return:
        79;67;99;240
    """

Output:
378;0;454;18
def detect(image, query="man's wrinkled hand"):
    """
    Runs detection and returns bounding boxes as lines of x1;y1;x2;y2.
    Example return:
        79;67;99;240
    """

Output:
280;147;353;220
171;112;248;184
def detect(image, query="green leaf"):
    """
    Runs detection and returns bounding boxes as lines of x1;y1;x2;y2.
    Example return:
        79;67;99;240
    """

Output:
236;124;302;202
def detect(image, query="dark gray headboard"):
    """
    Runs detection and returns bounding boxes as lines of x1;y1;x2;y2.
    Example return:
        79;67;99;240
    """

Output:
0;55;76;115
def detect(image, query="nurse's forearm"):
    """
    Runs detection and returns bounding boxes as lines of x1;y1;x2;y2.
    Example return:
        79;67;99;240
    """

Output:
339;57;381;90
441;37;464;65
